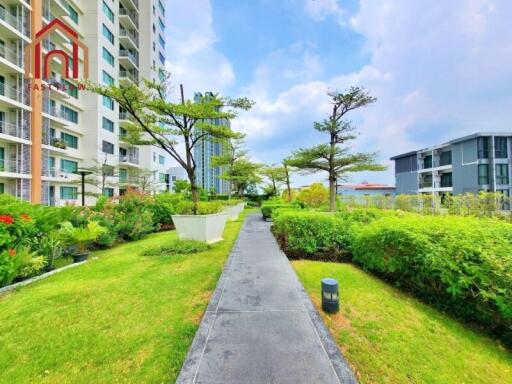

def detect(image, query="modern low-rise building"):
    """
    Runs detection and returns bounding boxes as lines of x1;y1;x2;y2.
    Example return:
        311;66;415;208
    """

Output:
0;0;169;205
391;133;512;199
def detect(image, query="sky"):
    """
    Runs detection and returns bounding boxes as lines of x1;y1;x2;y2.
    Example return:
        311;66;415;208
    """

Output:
165;0;512;187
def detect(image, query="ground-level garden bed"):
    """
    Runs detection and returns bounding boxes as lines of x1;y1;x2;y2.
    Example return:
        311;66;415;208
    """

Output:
0;209;252;383
293;260;512;384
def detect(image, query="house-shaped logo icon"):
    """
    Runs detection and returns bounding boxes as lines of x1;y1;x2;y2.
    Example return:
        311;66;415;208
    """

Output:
24;19;89;80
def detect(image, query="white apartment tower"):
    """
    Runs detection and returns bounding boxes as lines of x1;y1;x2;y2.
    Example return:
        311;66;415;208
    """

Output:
0;0;169;205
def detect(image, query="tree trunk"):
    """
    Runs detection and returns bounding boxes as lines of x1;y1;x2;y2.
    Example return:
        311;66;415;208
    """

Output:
284;165;292;202
329;173;337;212
189;173;199;214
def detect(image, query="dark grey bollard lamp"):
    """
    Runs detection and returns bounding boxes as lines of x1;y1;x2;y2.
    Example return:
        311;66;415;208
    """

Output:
321;278;339;314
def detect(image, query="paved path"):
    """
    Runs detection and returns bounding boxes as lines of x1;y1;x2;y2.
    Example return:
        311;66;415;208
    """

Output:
177;214;357;384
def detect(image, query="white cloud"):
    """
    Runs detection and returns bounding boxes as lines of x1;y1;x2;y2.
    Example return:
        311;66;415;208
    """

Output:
304;0;345;23
166;0;235;98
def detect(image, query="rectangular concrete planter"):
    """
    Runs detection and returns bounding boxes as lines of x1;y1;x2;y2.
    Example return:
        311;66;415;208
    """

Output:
223;203;244;220
171;213;228;243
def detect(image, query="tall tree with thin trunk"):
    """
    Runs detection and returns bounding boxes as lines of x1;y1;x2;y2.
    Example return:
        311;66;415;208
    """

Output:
282;159;294;202
262;165;287;197
211;136;248;199
89;73;253;213
287;87;386;212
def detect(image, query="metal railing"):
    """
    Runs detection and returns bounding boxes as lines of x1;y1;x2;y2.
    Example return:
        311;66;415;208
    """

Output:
0;7;22;32
119;154;139;164
0;120;30;140
119;49;139;66
0;159;30;174
119;110;129;120
120;27;139;46
0;83;28;104
119;69;138;83
119;7;139;28
0;44;22;67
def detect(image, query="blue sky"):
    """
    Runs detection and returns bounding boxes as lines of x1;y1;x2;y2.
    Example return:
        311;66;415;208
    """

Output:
165;0;512;186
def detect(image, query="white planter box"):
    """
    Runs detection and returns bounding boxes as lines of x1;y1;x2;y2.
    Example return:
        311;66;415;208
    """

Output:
223;203;246;220
171;213;228;243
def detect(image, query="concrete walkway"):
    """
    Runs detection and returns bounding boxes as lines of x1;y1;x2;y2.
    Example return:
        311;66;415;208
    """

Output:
177;213;357;384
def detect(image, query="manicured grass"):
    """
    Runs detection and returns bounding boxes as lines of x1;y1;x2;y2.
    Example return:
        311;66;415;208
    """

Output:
0;210;253;384
293;260;512;384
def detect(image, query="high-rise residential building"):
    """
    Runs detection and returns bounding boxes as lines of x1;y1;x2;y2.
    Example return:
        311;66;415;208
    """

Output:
391;133;512;200
193;91;230;195
0;0;169;205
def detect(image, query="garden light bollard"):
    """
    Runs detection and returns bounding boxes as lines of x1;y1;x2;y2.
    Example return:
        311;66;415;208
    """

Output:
321;278;339;314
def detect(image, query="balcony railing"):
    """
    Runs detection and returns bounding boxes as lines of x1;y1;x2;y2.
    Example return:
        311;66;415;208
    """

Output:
0;7;26;34
0;44;22;67
119;154;139;164
0;159;30;174
0;121;30;140
0;83;28;104
119;7;139;28
419;181;433;189
119;110;129;120
119;49;139;66
119;69;138;83
120;27;139;46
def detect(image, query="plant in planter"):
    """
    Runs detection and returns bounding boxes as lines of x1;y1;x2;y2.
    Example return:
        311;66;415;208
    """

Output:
51;138;67;149
89;71;253;242
60;221;106;263
171;201;228;243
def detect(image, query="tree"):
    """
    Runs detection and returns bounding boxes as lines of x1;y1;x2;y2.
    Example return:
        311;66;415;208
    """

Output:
287;87;386;211
230;159;262;196
74;153;118;197
282;159;295;202
262;165;287;197
89;72;253;213
296;183;329;208
211;136;248;198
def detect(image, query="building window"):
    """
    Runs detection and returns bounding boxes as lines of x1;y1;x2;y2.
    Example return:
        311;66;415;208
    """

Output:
60;132;78;149
498;189;510;210
478;164;489;185
423;155;432;169
103;96;114;110
103;1;114;22
60;105;78;123
60;186;78;200
119;168;128;183
67;4;79;24
153;152;156;162
159;17;165;30
102;140;114;154
60;159;78;173
478;137;489;159
159;155;165;165
158;0;165;15
0;147;4;171
102;24;114;44
440;173;452;188
159;52;165;65
495;137;508;159
440;151;451;166
159;173;166;183
102;47;115;66
102;117;114;132
103;188;114;197
102;71;114;85
63;80;78;98
159;34;165;48
496;164;509;185
0;182;4;194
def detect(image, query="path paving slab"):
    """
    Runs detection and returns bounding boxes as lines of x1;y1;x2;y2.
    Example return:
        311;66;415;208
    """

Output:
177;213;357;384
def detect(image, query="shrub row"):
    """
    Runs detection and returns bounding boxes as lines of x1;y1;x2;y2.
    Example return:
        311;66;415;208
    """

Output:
272;208;512;347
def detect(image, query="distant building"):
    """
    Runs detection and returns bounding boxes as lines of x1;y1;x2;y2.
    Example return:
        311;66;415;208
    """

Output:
391;132;512;199
337;182;396;196
193;92;230;194
168;166;187;192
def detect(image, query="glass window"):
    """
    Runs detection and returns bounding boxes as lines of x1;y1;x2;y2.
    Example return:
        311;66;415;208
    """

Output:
102;47;114;66
102;71;114;85
60;132;78;149
0;182;4;194
63;80;78;98
119;168;128;182
440;173;452;188
478;164;489;185
0;147;4;171
60;186;78;200
440;151;452;166
159;155;165;165
496;164;509;184
159;52;165;65
158;0;165;15
102;117;114;132
102;24;114;44
68;4;79;24
103;1;114;22
60;159;78;173
478;137;489;159
103;96;114;110
102;140;114;154
60;106;78;123
103;188;114;197
423;155;432;169
159;34;165;48
498;189;510;210
495;137;508;159
159;18;165;30
159;173;166;182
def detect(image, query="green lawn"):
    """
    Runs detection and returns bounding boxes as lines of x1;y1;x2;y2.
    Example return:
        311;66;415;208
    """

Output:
0;210;252;384
293;260;512;384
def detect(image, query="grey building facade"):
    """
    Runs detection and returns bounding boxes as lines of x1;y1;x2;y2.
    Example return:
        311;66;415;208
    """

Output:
391;133;512;199
193;92;230;195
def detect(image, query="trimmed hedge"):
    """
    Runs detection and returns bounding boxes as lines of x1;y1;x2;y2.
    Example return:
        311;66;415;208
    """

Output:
261;202;296;219
272;208;512;347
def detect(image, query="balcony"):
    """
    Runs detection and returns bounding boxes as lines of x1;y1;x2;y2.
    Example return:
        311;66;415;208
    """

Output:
119;49;139;67
0;7;28;36
0;83;29;106
119;154;139;165
120;0;139;11
419;181;433;189
120;27;139;48
119;69;138;84
0;159;30;175
0;120;30;141
119;7;138;29
0;44;22;68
